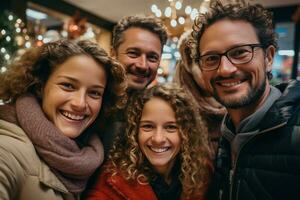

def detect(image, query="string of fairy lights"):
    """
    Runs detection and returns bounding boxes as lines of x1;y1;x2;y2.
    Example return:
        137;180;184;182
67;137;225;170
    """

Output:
0;11;31;73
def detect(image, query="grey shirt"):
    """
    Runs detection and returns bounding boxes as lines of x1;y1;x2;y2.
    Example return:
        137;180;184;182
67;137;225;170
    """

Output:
221;86;282;167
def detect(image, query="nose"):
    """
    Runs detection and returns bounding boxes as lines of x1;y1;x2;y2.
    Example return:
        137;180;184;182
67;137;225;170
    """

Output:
70;91;87;111
151;128;166;144
136;55;148;71
218;55;238;77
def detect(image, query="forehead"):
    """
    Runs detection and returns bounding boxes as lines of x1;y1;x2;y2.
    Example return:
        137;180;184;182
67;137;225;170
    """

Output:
50;55;106;82
199;19;259;52
141;97;175;120
118;27;162;54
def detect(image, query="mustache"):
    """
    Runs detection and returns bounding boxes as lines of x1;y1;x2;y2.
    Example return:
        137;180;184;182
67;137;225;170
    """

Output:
213;73;250;83
127;66;150;78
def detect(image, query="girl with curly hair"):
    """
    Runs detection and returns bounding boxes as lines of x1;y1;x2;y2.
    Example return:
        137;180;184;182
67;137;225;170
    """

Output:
0;39;127;199
87;83;213;200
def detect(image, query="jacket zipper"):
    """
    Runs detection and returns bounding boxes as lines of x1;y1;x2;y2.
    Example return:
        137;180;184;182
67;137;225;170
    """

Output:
228;121;287;200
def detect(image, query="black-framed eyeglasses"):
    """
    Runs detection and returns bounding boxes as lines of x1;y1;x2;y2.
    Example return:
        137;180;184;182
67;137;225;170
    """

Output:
198;44;262;71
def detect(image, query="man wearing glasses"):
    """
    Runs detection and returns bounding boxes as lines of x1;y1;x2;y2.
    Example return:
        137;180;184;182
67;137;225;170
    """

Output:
190;1;300;200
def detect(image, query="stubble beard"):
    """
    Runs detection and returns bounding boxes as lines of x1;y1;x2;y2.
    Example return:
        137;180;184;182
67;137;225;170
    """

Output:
212;71;267;109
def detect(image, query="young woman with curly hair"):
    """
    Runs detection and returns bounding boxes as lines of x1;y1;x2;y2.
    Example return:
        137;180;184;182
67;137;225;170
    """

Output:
0;39;127;199
87;83;213;200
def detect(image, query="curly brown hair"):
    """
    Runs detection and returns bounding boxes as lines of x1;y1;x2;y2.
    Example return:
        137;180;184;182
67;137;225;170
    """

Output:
112;15;168;52
108;83;213;198
190;0;277;80
0;39;127;115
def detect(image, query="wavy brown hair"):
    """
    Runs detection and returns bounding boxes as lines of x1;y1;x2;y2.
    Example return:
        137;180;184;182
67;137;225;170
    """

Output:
0;39;127;116
112;15;168;52
108;83;213;199
189;0;277;80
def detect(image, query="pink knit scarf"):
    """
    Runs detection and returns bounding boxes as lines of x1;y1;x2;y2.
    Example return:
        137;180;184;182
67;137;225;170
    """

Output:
0;95;104;194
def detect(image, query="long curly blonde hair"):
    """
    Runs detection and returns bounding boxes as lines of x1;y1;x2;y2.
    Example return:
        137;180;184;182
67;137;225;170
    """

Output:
108;83;213;198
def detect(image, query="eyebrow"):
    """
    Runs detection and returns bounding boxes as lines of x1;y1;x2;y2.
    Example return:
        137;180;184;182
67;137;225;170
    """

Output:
201;43;254;56
57;75;105;89
126;47;160;56
140;120;177;123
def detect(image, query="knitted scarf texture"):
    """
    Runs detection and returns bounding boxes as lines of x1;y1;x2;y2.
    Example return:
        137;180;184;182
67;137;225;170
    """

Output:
0;95;104;194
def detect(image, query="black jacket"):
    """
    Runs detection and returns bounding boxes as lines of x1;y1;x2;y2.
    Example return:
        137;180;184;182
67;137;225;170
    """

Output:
209;80;300;200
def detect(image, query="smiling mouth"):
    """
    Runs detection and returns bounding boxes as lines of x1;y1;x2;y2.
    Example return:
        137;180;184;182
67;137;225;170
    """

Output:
132;73;149;79
60;110;87;121
218;80;242;87
148;146;170;153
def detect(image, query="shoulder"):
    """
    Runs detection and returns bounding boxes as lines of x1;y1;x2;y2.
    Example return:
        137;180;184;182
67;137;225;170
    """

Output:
0;120;40;174
0;120;71;199
0;120;41;198
86;164;156;200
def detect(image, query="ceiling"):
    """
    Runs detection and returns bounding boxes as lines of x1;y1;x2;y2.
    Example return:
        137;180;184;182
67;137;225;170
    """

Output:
63;0;300;23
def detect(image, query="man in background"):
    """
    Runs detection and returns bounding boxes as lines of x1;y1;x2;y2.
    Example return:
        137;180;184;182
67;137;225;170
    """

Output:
101;15;168;155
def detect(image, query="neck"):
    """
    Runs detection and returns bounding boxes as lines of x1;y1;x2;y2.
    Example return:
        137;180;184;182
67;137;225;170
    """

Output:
228;84;271;128
155;159;177;185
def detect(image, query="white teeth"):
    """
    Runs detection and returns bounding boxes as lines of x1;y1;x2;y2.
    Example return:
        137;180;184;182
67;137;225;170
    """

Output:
150;147;169;153
61;111;85;120
220;81;241;87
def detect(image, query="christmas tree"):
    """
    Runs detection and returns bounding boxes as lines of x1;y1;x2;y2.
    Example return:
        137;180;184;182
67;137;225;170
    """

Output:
0;10;30;73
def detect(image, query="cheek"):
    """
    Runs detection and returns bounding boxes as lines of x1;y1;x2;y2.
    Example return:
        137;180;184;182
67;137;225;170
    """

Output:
90;100;103;118
138;131;145;144
138;132;146;153
202;72;214;91
247;62;265;82
118;55;132;66
42;88;55;115
171;133;181;151
138;131;150;147
149;63;159;72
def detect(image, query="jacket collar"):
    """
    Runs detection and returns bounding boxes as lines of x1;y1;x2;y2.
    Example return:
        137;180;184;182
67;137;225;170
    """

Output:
259;80;300;132
38;161;70;194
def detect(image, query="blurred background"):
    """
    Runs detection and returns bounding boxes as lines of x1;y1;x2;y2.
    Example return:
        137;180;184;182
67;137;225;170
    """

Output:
1;0;300;85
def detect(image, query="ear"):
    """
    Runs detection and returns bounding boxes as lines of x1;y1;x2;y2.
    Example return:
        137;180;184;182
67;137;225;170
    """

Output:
110;47;116;58
265;45;276;72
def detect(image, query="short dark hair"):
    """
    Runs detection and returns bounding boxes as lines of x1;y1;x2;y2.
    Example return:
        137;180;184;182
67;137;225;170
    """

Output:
190;0;278;62
112;15;168;51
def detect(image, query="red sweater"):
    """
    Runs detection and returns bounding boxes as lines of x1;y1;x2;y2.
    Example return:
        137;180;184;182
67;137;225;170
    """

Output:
86;166;203;200
86;169;158;200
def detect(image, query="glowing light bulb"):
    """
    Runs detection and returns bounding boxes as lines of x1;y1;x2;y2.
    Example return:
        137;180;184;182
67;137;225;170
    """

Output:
175;1;182;10
170;19;177;27
178;17;185;24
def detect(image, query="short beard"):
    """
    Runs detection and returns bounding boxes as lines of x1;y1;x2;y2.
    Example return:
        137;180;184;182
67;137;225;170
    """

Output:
212;72;267;109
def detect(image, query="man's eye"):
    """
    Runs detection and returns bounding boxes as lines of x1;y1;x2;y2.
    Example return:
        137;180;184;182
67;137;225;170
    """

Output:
229;48;250;58
147;55;159;63
203;55;219;65
126;51;139;58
